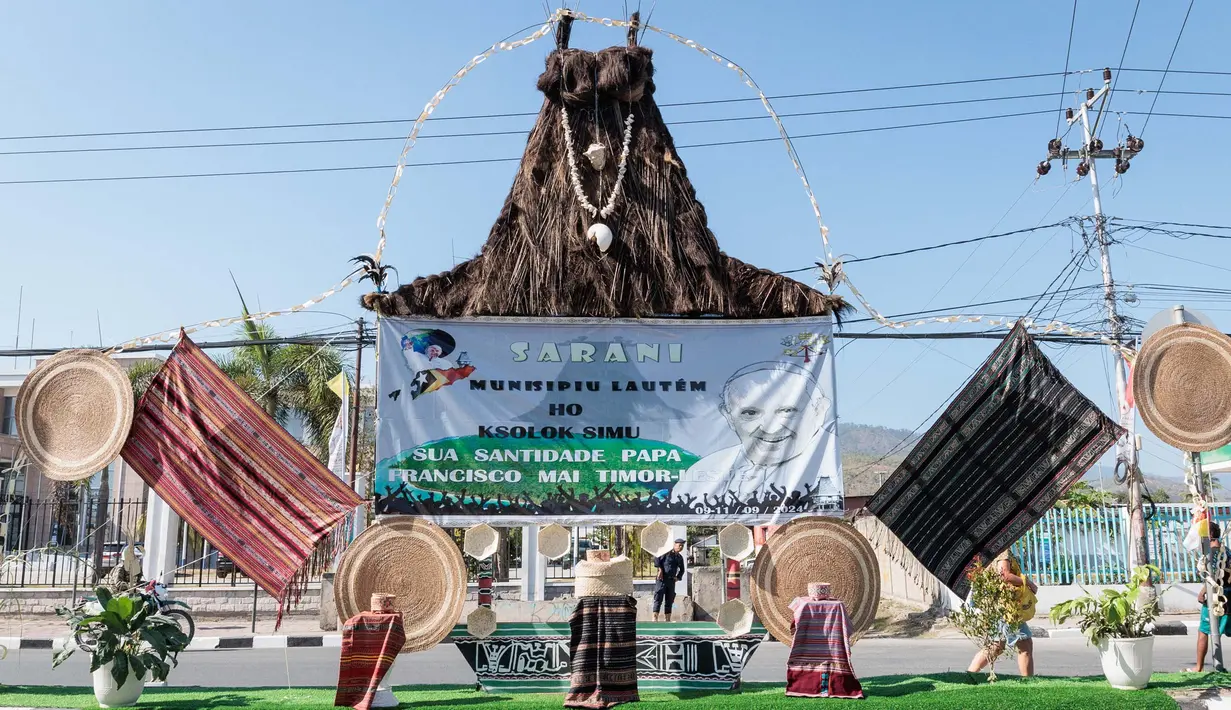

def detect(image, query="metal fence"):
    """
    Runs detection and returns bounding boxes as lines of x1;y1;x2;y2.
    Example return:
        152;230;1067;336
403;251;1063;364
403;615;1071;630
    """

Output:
1;497;146;588
1012;503;1229;586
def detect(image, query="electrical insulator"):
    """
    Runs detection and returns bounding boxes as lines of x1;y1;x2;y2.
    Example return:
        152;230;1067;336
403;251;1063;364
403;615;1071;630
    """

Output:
1128;135;1144;152
1087;88;1095;101
1048;138;1062;154
1037;161;1052;176
1115;159;1130;174
1090;138;1104;152
1103;68;1113;83
1112;146;1122;158
1076;161;1090;177
1066;108;1074;121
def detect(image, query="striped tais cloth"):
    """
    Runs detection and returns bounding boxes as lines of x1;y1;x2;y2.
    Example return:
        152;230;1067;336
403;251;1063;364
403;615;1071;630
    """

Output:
334;611;406;710
786;598;864;699
566;596;639;709
866;323;1122;598
121;334;363;624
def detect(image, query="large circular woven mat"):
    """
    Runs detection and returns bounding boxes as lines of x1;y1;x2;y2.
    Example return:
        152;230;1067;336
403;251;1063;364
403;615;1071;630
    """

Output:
750;516;880;646
16;350;134;482
1133;323;1231;452
334;518;466;653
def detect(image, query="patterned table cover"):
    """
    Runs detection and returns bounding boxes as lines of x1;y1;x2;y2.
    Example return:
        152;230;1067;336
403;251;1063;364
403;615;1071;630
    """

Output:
449;622;767;693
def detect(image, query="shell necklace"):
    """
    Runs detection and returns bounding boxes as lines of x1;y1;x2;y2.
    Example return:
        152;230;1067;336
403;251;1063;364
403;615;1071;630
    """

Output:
561;105;634;253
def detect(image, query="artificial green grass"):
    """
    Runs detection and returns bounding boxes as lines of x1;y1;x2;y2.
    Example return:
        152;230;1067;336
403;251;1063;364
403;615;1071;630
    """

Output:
1;674;1224;709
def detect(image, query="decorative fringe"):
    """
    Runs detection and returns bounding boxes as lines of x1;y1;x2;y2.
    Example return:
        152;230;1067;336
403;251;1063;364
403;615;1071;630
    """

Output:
276;520;354;631
853;514;942;600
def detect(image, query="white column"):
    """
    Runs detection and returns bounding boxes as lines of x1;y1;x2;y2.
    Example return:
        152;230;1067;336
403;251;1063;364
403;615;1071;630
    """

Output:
671;524;689;594
142;492;179;586
520;525;546;602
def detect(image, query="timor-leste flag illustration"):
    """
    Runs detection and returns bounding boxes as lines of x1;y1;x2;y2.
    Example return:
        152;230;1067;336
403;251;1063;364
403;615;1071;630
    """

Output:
409;364;476;400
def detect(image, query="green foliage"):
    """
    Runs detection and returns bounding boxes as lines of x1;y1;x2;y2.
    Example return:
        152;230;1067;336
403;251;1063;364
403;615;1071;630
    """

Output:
1049;565;1161;646
215;278;349;463
53;587;190;685
947;561;1019;682
1056;481;1124;509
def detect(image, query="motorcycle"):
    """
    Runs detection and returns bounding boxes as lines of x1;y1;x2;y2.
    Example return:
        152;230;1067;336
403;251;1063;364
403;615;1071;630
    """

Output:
75;580;196;652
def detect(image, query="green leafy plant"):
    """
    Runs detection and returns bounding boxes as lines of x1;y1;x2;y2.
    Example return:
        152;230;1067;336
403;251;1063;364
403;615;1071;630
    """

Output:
52;587;190;685
1049;565;1161;645
948;560;1020;682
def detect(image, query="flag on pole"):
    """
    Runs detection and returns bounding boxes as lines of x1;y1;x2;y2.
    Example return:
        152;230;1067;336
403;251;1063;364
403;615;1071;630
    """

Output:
326;373;350;479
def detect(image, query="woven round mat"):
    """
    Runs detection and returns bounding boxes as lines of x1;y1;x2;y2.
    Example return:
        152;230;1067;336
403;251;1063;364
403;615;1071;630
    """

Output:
16;350;134;482
334;518;466;653
1133;323;1231;452
750;516;880;645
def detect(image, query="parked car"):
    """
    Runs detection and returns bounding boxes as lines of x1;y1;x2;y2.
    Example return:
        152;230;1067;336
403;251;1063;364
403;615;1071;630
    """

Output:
99;542;143;574
216;553;235;579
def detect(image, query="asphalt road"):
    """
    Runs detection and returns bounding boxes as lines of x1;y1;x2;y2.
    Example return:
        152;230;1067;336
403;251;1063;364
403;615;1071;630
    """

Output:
0;637;1209;688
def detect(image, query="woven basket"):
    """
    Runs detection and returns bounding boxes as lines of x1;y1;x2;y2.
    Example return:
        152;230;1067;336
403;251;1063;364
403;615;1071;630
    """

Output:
16;350;135;482
1133;322;1231;452
575;551;633;597
334;518;466;653
750;516;880;645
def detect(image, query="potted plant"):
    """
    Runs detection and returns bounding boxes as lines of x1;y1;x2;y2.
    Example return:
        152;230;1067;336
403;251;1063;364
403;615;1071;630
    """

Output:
1049;565;1160;690
52;587;191;708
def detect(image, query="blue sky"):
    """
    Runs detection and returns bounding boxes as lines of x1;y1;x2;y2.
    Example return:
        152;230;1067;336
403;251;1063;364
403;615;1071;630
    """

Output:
2;1;1229;483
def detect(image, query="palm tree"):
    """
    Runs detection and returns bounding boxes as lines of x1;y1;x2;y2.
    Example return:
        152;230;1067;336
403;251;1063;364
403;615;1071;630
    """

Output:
215;278;350;461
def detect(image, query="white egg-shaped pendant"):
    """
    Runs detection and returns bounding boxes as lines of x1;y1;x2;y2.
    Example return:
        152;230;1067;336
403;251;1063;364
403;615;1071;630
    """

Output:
587;222;614;253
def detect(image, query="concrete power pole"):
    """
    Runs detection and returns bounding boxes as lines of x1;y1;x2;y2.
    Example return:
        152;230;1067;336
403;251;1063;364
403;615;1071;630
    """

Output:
1038;69;1150;585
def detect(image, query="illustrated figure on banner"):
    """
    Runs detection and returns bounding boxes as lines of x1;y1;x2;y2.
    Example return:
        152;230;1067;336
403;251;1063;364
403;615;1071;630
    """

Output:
671;360;840;509
389;328;475;402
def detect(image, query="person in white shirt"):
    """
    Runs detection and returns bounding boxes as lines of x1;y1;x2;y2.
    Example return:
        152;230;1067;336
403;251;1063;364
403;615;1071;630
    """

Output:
671;361;837;507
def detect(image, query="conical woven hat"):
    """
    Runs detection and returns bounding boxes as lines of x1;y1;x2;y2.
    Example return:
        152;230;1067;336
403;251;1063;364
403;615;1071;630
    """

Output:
750;516;880;645
334;518;466;653
1134;323;1231;452
16;350;134;482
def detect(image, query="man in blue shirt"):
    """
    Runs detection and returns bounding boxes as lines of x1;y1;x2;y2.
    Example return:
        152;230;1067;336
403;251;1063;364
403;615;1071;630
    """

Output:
653;539;686;622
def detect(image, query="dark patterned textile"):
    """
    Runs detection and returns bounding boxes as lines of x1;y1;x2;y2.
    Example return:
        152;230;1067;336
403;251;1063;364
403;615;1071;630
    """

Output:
867;324;1123;597
565;596;639;708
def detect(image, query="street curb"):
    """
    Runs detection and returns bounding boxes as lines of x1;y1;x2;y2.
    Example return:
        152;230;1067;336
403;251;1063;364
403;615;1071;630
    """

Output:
0;623;1202;651
1030;620;1192;639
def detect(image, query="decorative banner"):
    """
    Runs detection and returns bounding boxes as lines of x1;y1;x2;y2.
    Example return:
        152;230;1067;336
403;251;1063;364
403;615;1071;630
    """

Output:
448;622;766;693
375;317;842;525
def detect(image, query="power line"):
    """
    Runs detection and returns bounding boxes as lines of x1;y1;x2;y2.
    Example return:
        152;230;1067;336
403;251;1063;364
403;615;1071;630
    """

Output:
774;220;1072;274
1102;0;1142;134
1141;0;1197;137
0;69;1086;143
0;92;1080;158
1056;0;1079;137
0;109;1061;186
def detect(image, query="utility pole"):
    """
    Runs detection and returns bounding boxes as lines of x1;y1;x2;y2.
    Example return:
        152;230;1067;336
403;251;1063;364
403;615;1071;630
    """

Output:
1038;69;1149;587
347;318;364;492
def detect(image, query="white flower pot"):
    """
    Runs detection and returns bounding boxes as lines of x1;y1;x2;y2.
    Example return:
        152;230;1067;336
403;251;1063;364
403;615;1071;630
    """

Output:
1097;636;1154;690
92;660;146;708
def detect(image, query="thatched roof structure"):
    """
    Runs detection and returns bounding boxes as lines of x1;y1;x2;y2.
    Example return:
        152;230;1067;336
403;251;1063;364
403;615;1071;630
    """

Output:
363;16;848;320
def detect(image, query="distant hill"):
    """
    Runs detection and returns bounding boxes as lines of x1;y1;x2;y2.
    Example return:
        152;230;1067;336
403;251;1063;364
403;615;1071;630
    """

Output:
838;423;918;497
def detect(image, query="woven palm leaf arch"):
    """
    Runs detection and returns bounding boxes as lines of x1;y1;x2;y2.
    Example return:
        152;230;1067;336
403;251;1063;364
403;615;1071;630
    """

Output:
363;11;846;320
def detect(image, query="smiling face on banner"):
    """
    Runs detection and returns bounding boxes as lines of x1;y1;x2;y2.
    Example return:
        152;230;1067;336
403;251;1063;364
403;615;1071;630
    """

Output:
720;364;829;467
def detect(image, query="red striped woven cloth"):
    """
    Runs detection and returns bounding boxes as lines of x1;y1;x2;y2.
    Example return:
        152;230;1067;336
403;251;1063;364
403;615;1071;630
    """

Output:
121;334;363;624
335;611;406;710
785;598;864;699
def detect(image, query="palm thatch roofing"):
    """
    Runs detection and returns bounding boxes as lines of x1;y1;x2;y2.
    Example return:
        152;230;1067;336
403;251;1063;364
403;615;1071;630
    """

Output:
363;15;848;320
